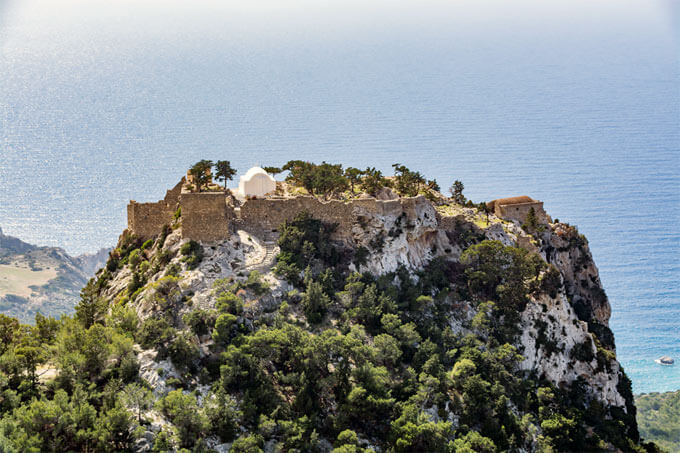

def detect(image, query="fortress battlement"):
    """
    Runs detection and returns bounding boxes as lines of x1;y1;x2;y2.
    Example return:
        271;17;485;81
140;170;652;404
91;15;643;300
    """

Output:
126;178;442;243
126;169;548;245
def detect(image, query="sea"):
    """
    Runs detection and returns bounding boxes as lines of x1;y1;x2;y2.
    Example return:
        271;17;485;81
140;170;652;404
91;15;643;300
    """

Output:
0;0;678;394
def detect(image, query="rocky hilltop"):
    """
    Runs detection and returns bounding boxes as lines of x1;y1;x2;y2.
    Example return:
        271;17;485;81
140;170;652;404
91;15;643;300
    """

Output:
0;163;659;452
97;183;645;451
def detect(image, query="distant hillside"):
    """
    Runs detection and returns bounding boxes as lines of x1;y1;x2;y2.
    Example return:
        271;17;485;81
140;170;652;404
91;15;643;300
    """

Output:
637;390;680;453
0;227;109;322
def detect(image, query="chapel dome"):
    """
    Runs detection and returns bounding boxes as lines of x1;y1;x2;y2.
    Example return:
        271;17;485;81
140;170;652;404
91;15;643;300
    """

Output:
242;166;270;180
238;166;277;198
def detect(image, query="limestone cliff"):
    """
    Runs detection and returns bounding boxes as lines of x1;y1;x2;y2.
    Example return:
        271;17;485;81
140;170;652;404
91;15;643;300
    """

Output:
344;198;632;418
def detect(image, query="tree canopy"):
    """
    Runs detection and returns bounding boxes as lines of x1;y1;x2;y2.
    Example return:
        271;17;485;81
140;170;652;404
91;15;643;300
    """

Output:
450;180;466;205
214;160;237;189
188;159;213;192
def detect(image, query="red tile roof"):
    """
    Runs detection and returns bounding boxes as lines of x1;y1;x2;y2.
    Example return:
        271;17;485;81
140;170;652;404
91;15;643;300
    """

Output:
490;196;537;206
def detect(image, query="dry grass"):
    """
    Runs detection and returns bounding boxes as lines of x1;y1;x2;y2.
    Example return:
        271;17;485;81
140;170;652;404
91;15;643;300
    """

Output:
473;218;491;228
0;263;57;298
435;204;465;217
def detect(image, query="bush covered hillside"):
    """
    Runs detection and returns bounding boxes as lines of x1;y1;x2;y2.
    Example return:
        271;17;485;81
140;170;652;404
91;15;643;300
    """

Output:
636;391;680;453
0;163;662;452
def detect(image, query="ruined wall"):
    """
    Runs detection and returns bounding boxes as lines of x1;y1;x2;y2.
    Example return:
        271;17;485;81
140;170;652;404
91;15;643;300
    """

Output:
496;202;547;224
130;186;488;244
164;179;184;206
126;179;184;240
180;193;232;242
127;202;175;240
238;197;353;239
238;196;433;242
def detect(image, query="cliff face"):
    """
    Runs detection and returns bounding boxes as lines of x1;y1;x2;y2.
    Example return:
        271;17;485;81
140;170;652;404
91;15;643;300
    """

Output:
346;199;632;416
540;225;612;328
91;197;640;452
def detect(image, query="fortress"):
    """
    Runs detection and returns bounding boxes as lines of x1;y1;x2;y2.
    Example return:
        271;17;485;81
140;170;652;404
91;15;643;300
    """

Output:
127;167;548;243
127;177;438;243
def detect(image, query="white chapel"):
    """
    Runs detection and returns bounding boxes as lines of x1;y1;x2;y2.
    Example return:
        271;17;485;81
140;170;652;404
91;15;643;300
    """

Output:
237;167;277;198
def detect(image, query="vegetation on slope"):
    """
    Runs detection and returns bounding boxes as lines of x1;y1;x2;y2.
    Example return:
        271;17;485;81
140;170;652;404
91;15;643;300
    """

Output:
636;391;680;453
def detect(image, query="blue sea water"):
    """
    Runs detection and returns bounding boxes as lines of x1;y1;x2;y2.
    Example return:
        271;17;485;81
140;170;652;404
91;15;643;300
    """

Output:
0;0;678;393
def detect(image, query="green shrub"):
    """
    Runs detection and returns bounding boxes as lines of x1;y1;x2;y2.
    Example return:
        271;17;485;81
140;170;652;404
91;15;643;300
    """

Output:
451;431;497;453
165;262;181;277
273;261;303;286
570;339;595;363
353;246;369;268
138;260;150;275
244;271;270;296
128;249;142;268
127;272;145;296
180;240;203;269
157;390;209;448
118;231;142;262
168;332;199;372
212;313;238;346
461;240;544;310
204;389;240;442
105;254;119;272
137;317;176;350
540;265;562;298
215;291;243;315
301;280;330;324
230;434;264;453
165;377;182;388
275;212;339;282
157;224;171;249
182;309;217;337
155;248;172;267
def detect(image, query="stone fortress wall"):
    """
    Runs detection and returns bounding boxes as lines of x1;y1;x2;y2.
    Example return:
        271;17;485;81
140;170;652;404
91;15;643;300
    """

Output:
181;192;233;242
499;202;546;224
126;179;443;243
236;196;426;240
127;180;183;239
127;178;544;243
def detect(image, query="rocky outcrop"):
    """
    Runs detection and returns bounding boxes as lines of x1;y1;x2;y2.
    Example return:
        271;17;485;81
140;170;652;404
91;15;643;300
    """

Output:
350;196;451;274
95;194;637;451
519;292;625;408
346;203;629;414
0;226;37;255
539;224;611;327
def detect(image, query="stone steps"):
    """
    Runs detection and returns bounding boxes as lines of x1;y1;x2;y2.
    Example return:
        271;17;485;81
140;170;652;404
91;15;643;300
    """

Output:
245;241;279;273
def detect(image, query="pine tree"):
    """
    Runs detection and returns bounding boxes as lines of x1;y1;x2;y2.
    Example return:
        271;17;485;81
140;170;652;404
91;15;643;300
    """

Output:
214;160;237;190
189;160;213;192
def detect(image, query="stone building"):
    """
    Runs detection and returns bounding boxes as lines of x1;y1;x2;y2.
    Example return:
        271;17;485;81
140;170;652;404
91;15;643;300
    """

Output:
237;167;276;198
487;196;548;224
